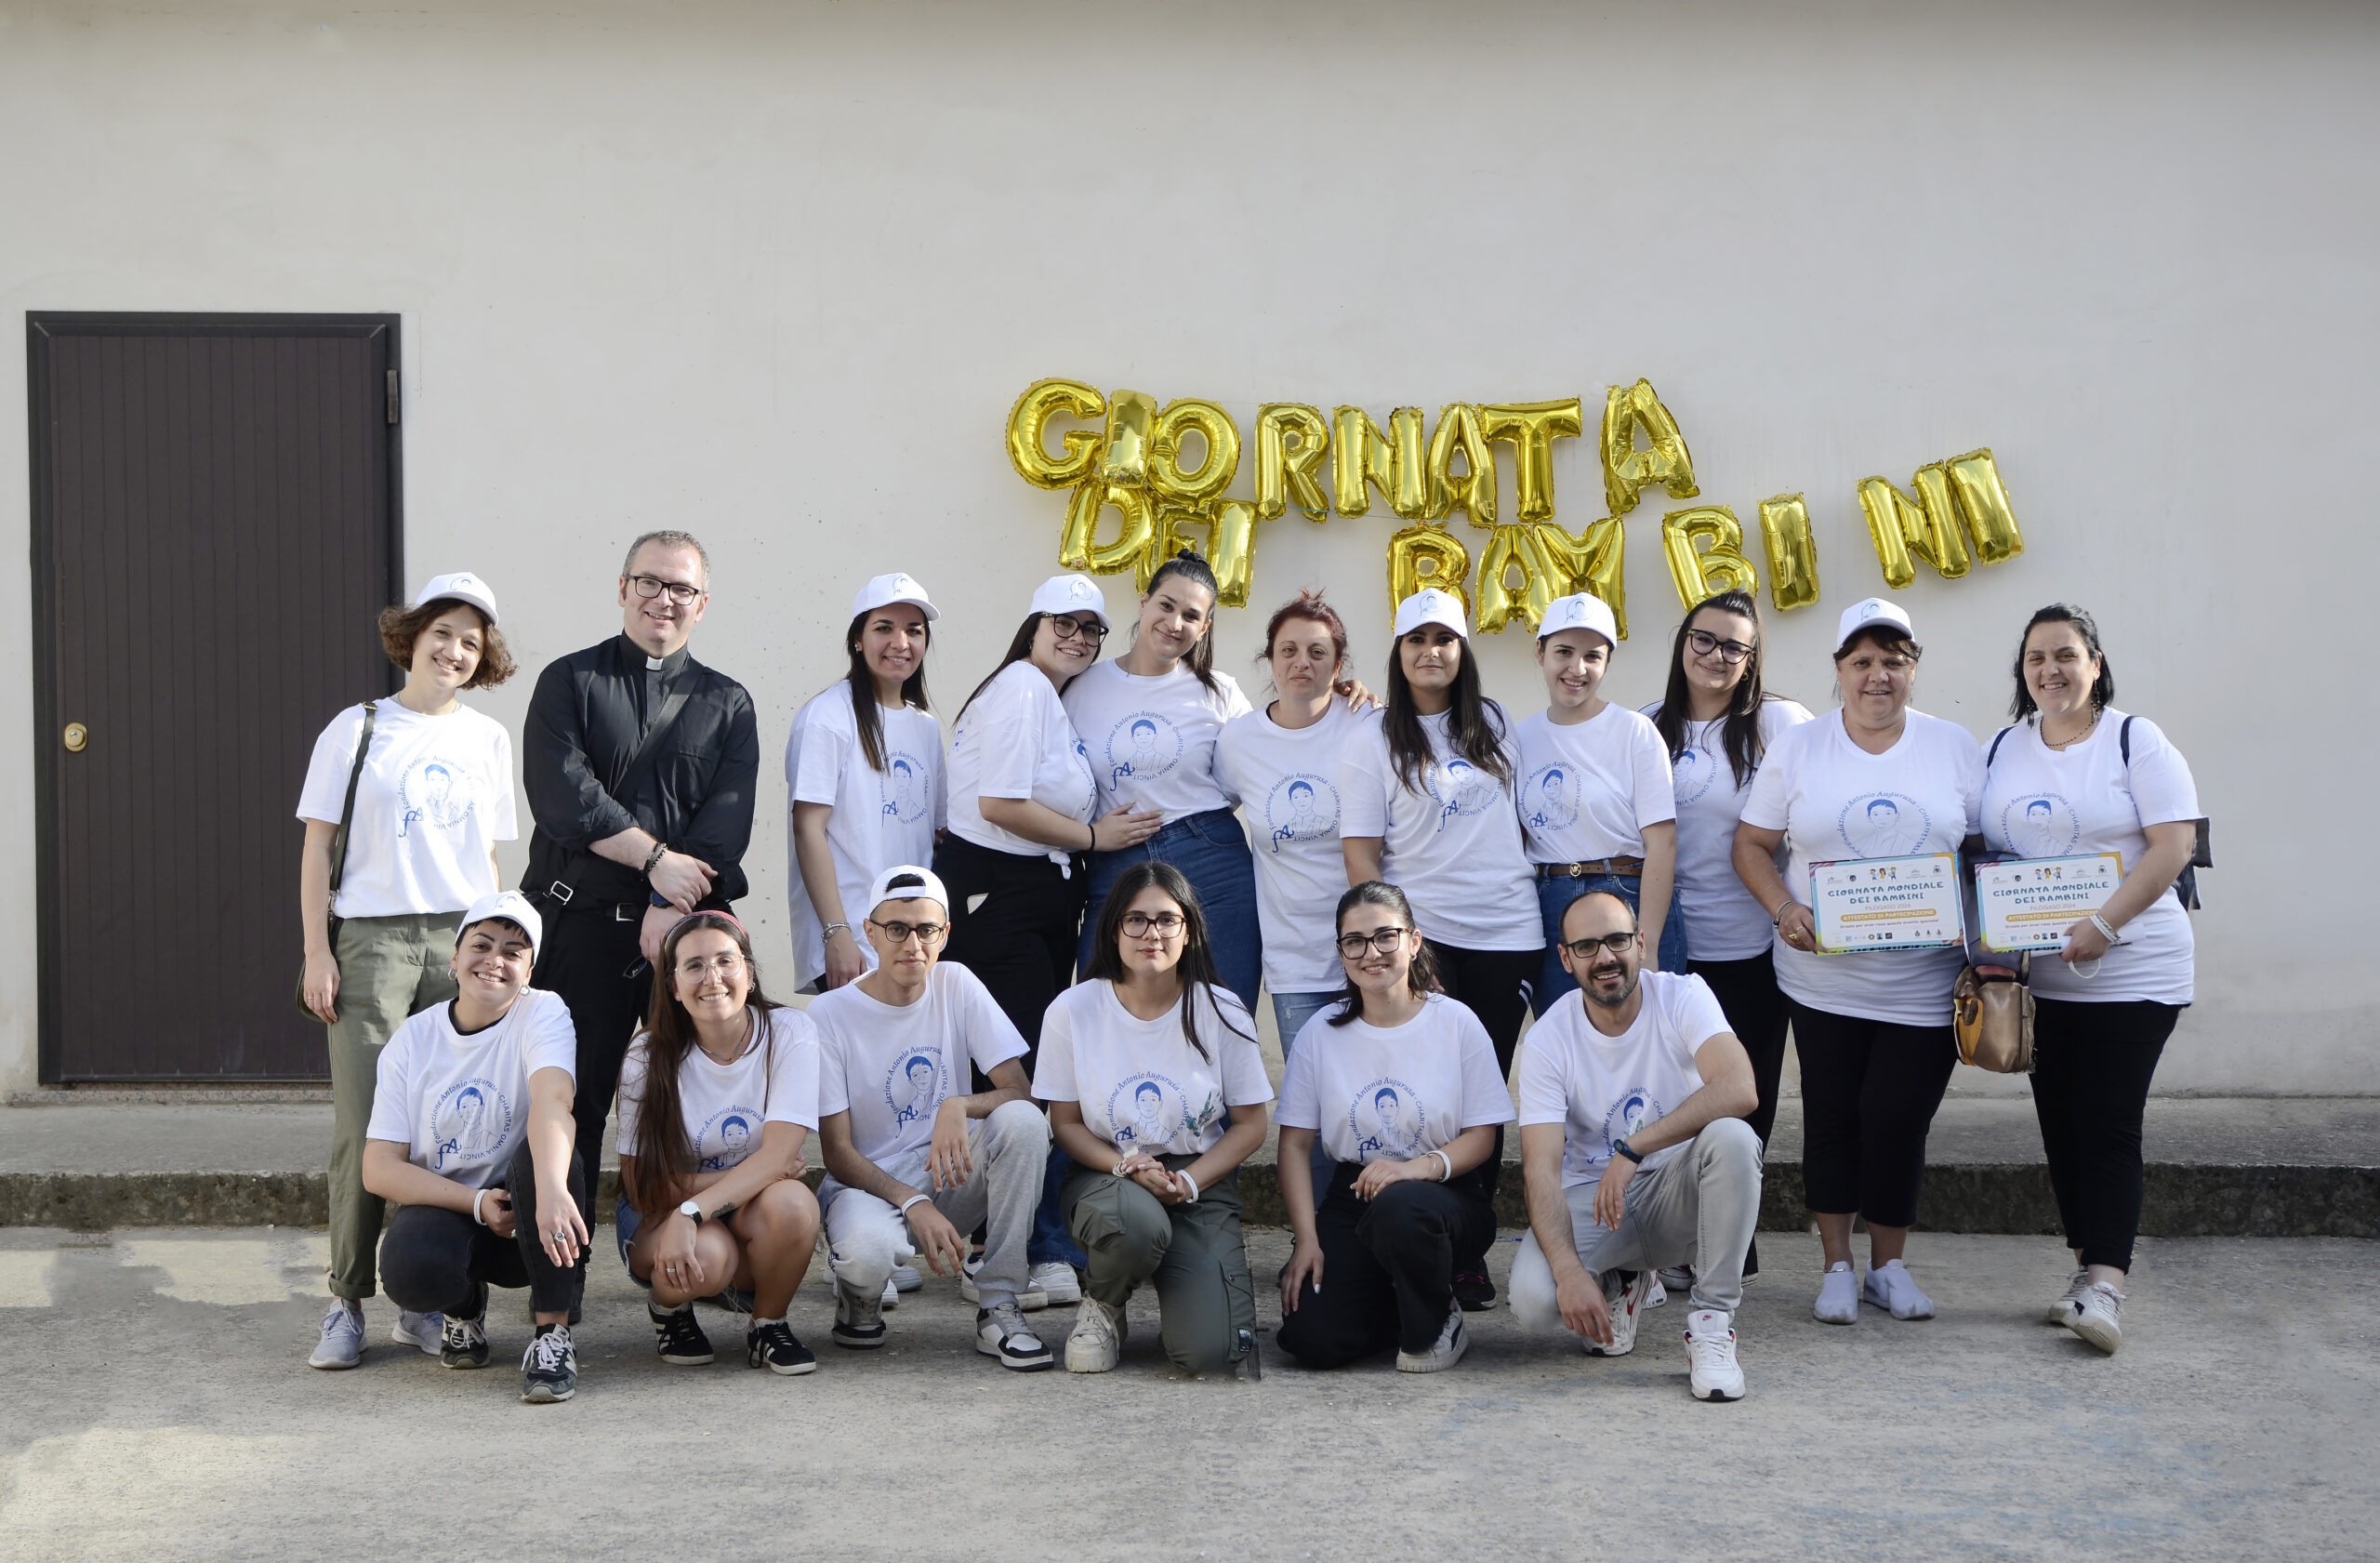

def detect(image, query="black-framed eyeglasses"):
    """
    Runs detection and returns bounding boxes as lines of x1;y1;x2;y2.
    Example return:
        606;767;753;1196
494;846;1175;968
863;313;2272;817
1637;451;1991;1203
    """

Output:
1120;911;1184;938
1686;628;1754;665
628;574;705;605
1047;614;1108;645
867;918;946;946
1562;932;1638;958
1336;928;1412;958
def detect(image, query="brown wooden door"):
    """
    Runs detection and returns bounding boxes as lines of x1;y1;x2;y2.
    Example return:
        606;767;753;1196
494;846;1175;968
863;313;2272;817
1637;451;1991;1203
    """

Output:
29;313;403;1080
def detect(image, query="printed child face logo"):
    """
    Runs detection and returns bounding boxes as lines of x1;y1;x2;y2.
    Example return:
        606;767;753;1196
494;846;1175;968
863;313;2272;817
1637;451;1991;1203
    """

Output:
879;751;932;825
1426;758;1498;831
696;1109;760;1172
1522;763;1580;832
1263;774;1341;854
1602;1088;1665;1154
1105;1072;1187;1149
885;1052;945;1129
1838;791;1930;857
1673;744;1719;807
1349;1077;1427;1161
397;757;475;839
430;1079;511;1172
2003;793;2079;857
1104;712;1183;791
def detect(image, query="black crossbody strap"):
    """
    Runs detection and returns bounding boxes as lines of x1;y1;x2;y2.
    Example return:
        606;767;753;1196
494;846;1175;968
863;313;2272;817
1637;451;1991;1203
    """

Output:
549;683;696;905
1985;723;2017;767
327;701;379;902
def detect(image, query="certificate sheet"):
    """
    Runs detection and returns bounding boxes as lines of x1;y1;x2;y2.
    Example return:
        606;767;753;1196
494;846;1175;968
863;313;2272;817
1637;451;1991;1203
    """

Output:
1809;853;1964;953
1974;853;2123;953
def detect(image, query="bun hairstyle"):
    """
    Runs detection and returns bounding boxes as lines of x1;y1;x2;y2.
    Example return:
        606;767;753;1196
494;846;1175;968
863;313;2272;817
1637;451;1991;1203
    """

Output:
1653;589;1775;789
1142;549;1224;697
2009;603;2116;721
1081;860;1253;1061
842;607;932;774
621;911;780;1219
1255;589;1349;684
1326;881;1442;1027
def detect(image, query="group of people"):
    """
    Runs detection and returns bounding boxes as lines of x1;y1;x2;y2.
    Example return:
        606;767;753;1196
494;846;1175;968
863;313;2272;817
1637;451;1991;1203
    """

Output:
296;527;2200;1404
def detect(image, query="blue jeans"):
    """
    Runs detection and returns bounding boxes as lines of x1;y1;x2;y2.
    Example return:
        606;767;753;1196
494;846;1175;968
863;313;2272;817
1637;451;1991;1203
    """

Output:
1537;872;1687;1004
1271;991;1342;1200
1076;808;1262;1010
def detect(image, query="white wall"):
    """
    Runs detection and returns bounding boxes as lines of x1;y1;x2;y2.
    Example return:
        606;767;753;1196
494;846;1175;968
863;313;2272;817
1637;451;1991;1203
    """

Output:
3;0;2373;1093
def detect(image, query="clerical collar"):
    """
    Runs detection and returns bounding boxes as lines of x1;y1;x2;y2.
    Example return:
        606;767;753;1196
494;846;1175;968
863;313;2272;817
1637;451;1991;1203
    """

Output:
621;634;690;676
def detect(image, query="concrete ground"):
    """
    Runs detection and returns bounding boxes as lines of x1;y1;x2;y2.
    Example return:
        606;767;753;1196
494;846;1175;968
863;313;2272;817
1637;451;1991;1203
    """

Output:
0;1226;2372;1561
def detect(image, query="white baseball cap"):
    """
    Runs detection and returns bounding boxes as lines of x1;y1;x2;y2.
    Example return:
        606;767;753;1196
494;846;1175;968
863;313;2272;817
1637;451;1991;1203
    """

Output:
1392;588;1469;640
1029;573;1108;625
851;572;939;623
416;571;500;626
1836;596;1914;648
456;890;542;951
866;865;949;918
1537;592;1618;648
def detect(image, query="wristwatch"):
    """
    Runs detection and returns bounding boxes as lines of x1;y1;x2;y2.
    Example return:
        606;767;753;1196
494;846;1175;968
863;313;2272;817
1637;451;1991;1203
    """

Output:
1611;1138;1645;1165
678;1199;705;1225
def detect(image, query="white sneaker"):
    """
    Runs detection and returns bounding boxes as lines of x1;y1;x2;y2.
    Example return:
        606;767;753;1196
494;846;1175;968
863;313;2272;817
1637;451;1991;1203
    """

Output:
2067;1281;2124;1355
1588;1269;1657;1357
390;1308;443;1355
1395;1304;1468;1372
1861;1258;1936;1320
975;1302;1054;1371
1030;1261;1082;1307
308;1299;364;1370
1685;1308;1747;1401
1645;1277;1668;1309
1651;1265;1693;1308
881;1278;900;1309
1064;1297;1124;1373
959;1256;1048;1310
2045;1267;2091;1325
1814;1261;1859;1325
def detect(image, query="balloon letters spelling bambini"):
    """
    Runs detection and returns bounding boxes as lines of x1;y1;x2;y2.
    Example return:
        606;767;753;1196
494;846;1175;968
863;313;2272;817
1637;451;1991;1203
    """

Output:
1006;378;2025;636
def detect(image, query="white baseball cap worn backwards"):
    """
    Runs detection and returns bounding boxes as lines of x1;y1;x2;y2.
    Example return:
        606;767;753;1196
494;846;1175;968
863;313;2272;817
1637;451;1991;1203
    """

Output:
867;865;949;918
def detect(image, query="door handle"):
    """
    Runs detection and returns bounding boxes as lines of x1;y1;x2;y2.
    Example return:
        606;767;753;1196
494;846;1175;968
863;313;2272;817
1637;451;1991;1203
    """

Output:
62;722;87;752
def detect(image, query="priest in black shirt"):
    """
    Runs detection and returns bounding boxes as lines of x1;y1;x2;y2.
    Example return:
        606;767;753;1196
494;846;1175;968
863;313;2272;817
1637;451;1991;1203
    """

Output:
521;529;759;1185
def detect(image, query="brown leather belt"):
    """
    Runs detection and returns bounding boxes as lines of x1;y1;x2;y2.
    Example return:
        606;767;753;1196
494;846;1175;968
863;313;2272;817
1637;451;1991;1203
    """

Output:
1538;857;1646;881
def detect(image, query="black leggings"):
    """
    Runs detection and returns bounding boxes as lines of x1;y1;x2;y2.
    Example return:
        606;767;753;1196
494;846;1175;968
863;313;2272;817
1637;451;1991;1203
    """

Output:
1424;941;1538;1272
934;834;1086;1070
1276;1165;1497;1366
1692;950;1792;1275
379;1143;588;1318
2031;999;2179;1272
1789;1001;1956;1229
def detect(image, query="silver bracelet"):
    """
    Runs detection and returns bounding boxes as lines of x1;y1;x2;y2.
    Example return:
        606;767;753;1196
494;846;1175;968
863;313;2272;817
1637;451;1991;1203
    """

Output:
821;921;851;939
2089;912;2119;944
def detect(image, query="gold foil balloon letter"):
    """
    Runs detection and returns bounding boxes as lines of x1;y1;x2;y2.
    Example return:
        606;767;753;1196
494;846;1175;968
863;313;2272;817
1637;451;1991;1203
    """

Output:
1061;481;1156;576
1756;493;1821;611
1098;391;1159;490
1147;399;1241;504
1425;403;1497;528
1600;379;1699;517
1858;463;1970;588
1386;523;1472;620
1480;399;1583;523
1530;516;1628;640
1660;506;1759;609
1008;378;1106;490
1256;404;1330;523
1333;405;1428;519
1944;448;2023;564
1473;524;1562;634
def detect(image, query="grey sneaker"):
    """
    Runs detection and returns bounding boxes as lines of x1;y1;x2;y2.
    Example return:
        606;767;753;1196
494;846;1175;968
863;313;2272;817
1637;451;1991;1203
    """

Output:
830;1282;887;1350
891;1263;924;1294
1395;1304;1468;1373
2046;1267;2091;1325
391;1308;443;1355
308;1300;364;1370
975;1302;1053;1371
521;1325;576;1403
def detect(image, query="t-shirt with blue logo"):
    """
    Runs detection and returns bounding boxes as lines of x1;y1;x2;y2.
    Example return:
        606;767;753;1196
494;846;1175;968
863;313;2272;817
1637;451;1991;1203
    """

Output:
1214;697;1361;992
1031;979;1273;1159
615;1007;822;1180
1276;992;1515;1167
783;685;946;990
365;987;577;1190
1061;659;1252;824
1515;971;1730;1187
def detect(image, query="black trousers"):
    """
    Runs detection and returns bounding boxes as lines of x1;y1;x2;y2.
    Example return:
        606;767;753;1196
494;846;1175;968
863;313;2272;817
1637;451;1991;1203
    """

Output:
379;1143;588;1318
934;834;1087;1071
2031;999;2179;1272
1789;1000;1956;1229
1275;1165;1496;1366
532;902;657;1186
1424;941;1537;1274
1692;950;1793;1277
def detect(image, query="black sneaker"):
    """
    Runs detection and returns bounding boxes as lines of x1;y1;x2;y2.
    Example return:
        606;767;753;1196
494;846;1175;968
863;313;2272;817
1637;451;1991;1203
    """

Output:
651;1304;714;1366
441;1283;490;1370
521;1324;576;1403
1453;1270;1498;1312
747;1319;818;1376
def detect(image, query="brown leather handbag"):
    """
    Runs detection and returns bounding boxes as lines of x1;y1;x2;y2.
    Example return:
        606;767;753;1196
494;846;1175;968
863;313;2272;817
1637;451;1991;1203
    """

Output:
1953;954;2034;1073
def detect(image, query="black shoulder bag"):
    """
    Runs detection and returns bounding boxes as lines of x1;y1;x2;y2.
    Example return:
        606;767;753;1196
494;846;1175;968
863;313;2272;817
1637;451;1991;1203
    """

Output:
297;700;379;1019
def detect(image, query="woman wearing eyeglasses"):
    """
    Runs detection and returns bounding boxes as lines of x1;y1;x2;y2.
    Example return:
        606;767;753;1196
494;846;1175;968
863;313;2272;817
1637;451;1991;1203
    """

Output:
1034;863;1270;1377
1642;590;1812;1191
939;574;1162;1305
1275;881;1515;1373
1733;598;1983;1327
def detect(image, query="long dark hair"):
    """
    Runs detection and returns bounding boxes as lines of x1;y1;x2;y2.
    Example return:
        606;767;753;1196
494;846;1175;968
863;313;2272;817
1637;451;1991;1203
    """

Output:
1081;861;1253;1060
841;607;932;773
622;912;782;1218
1653;589;1772;789
957;615;1056;724
1327;881;1443;1027
1383;629;1510;794
1140;550;1224;698
2008;603;2116;721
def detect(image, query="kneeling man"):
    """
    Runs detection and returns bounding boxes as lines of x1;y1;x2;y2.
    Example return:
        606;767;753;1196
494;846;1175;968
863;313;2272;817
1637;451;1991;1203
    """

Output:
811;867;1055;1371
1511;891;1762;1401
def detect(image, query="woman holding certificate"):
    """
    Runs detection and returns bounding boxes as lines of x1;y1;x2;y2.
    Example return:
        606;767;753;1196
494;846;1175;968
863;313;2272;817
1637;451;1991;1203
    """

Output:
1733;598;1983;1327
1981;604;2198;1356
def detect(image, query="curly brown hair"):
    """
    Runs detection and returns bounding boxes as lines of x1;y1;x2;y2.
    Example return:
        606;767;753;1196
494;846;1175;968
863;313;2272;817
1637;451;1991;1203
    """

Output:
377;598;516;688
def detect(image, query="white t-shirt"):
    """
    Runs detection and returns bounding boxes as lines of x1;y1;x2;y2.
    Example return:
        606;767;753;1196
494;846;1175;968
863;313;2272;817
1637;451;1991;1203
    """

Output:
296;699;518;920
1063;660;1253;824
1515;973;1731;1187
1276;993;1516;1166
364;987;576;1190
1031;980;1274;1159
810;961;1031;1176
616;1008;823;1177
1214;698;1362;993
1639;697;1817;961
784;687;947;988
1739;709;1985;1026
1338;709;1540;951
1980;710;2198;1005
946;662;1098;864
1514;704;1676;864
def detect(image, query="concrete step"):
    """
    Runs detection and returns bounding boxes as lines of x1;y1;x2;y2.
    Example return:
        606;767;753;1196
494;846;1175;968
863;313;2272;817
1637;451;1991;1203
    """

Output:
2;1097;2373;1237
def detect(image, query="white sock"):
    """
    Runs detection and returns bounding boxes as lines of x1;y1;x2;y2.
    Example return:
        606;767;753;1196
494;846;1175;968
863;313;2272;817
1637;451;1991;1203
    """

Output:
752;1316;785;1329
654;1301;692;1316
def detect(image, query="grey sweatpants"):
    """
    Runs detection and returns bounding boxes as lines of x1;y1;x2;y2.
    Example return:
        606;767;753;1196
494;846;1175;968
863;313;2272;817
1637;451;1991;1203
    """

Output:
1511;1117;1763;1321
1063;1156;1255;1377
822;1099;1049;1309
